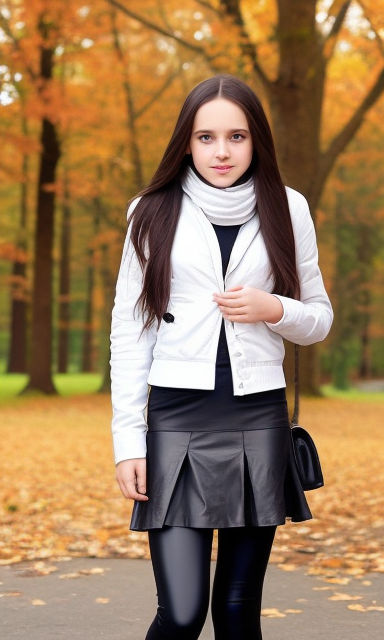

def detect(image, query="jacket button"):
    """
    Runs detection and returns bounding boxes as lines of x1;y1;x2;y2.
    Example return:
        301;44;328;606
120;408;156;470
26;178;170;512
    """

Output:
162;312;174;323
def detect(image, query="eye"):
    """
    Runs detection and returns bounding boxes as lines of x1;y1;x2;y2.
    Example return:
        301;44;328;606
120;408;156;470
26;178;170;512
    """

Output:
232;133;245;141
199;134;211;142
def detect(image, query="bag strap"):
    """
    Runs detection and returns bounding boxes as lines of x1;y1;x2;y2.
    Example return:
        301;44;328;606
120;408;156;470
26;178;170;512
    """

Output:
290;343;300;427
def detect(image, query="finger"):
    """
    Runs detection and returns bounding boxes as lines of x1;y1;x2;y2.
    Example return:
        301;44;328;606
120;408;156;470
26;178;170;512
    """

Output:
126;478;149;501
118;472;149;501
214;291;244;300
219;304;248;314
224;313;251;322
218;298;247;308
135;469;147;496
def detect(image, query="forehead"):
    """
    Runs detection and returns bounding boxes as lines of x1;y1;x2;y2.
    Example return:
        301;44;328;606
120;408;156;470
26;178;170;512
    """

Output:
193;98;249;130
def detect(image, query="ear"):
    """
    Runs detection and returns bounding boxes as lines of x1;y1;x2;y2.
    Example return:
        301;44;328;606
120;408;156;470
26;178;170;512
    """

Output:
185;144;191;154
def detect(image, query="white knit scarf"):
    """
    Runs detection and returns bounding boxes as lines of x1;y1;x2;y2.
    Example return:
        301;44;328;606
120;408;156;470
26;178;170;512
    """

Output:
181;166;257;226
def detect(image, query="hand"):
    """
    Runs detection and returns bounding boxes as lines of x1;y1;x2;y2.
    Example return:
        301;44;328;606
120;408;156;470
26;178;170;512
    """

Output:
115;458;149;501
212;285;284;324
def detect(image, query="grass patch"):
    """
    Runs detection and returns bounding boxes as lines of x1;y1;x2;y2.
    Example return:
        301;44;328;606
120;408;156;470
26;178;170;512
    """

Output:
0;373;104;401
321;384;384;402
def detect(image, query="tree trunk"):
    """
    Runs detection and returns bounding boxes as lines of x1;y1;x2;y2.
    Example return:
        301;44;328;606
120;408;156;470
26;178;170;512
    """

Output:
269;1;324;205
358;315;371;379
7;117;29;373
57;170;71;373
330;169;358;389
267;1;324;395
81;248;95;372
98;240;116;393
81;196;101;373
22;32;60;394
356;224;374;379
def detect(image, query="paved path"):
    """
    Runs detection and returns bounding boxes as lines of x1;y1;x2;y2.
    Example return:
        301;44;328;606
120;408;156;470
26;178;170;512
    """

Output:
1;557;384;638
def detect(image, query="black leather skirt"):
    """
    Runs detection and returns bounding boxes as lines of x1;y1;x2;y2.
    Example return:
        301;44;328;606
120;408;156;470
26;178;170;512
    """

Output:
129;366;312;530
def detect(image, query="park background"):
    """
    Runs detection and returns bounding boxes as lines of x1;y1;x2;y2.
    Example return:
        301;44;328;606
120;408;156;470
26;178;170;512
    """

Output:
1;0;384;613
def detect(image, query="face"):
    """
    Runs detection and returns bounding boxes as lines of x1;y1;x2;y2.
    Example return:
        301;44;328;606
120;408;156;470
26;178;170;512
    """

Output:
187;98;253;188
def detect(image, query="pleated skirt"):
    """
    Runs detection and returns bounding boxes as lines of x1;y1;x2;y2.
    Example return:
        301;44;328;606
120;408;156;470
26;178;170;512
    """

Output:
129;367;312;531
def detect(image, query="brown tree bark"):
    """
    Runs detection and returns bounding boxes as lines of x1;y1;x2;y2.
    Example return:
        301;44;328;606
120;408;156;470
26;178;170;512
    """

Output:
81;186;102;374
356;224;374;379
81;247;95;373
7;117;29;373
22;20;61;394
57;170;71;373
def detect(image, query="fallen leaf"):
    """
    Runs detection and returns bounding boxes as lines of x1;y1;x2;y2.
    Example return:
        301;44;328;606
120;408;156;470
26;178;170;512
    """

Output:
79;567;105;575
284;608;303;614
277;563;297;572
322;577;351;585
348;604;384;612
261;608;286;618
328;592;363;601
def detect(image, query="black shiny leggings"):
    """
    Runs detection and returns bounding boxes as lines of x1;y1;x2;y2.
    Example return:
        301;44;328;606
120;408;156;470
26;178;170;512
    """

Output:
145;524;276;640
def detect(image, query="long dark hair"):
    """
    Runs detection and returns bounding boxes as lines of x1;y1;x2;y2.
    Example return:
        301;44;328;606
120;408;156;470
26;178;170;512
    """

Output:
127;74;300;331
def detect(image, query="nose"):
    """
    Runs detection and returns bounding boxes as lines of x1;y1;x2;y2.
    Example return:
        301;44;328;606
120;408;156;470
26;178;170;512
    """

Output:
215;138;230;160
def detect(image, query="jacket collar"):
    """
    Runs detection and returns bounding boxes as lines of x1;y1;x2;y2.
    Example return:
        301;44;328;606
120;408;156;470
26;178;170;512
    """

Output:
183;195;261;289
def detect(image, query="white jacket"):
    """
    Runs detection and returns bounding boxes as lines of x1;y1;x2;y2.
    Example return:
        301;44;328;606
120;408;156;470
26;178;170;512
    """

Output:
109;187;333;465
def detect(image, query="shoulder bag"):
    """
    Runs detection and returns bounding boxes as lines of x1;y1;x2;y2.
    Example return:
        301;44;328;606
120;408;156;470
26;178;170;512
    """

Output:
290;344;324;491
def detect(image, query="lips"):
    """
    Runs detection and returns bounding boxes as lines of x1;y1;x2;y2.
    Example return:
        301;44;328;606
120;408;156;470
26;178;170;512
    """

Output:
212;165;233;173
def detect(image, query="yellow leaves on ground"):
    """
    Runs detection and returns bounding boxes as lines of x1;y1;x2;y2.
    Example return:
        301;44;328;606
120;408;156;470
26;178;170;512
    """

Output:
348;604;384;612
0;394;383;582
95;597;110;604
271;396;384;579
328;592;363;601
58;567;107;579
261;607;303;617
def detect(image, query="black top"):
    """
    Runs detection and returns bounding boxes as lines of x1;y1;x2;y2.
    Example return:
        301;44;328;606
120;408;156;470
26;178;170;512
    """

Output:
212;223;242;366
147;221;287;431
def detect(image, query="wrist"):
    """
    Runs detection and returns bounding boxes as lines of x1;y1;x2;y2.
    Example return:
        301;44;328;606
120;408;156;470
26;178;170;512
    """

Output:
265;294;284;323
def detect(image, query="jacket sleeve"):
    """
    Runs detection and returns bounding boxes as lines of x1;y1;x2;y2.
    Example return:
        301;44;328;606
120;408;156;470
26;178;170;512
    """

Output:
109;199;157;465
264;190;333;346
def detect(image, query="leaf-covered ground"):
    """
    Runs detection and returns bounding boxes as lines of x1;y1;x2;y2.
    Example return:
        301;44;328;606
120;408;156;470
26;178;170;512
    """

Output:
1;393;383;583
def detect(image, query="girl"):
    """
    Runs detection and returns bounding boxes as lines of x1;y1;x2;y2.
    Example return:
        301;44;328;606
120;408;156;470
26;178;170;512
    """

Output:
109;74;333;639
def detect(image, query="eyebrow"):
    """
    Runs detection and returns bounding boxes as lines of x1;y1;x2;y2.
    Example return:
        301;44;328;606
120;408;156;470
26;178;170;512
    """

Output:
193;128;249;134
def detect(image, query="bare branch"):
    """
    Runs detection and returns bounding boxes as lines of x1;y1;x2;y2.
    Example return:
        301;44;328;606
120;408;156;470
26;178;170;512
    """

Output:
134;69;181;120
107;0;208;57
195;0;220;14
359;0;384;58
317;66;384;195
218;0;270;89
322;0;352;62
